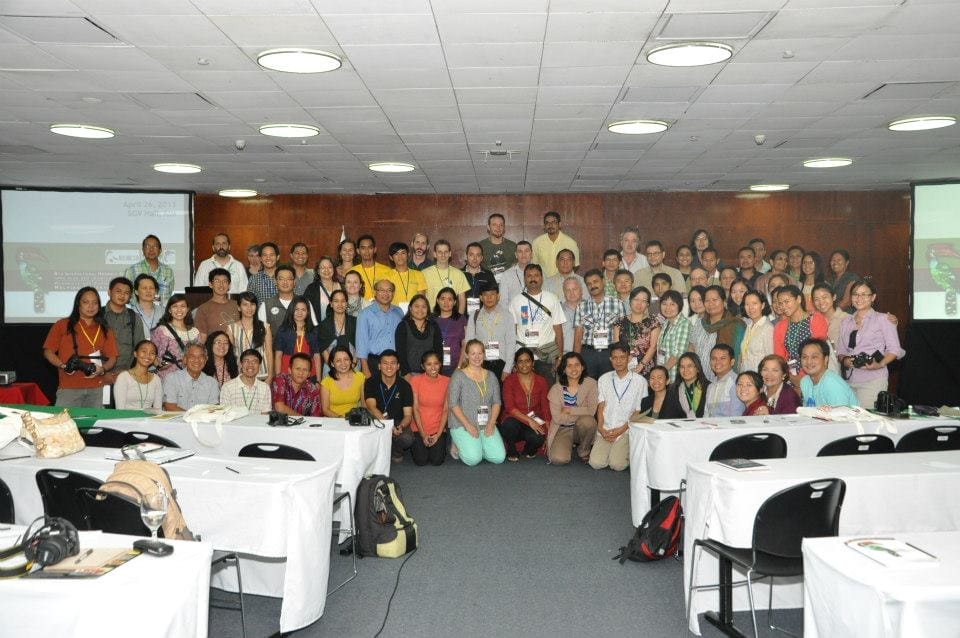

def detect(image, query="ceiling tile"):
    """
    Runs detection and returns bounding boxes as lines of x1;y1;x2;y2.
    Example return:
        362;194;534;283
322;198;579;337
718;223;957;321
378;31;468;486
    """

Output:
444;42;544;67
94;15;232;46
436;13;547;44
341;44;445;69
0;16;122;44
658;11;771;39
545;11;659;42
322;14;440;45
449;66;540;88
542;42;643;67
208;15;337;47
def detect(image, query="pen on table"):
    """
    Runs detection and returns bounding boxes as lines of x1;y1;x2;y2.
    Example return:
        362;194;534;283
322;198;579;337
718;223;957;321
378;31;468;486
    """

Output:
225;466;241;474
74;548;94;564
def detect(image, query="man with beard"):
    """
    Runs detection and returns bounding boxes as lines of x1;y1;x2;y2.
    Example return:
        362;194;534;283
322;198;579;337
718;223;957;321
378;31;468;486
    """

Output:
194;232;247;293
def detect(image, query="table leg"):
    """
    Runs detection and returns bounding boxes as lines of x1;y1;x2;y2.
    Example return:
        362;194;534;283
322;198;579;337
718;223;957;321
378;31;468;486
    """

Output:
702;555;749;638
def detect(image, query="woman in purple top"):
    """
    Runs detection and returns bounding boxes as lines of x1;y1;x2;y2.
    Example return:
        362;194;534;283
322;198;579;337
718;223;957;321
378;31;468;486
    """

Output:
759;354;801;414
837;279;904;409
433;287;466;376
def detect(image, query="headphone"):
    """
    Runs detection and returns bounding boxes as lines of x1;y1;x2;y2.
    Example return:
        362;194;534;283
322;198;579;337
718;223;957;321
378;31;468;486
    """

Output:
0;516;80;577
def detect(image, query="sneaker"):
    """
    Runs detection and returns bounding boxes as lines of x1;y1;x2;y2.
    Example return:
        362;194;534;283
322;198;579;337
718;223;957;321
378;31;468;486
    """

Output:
506;455;519;462
524;451;538;460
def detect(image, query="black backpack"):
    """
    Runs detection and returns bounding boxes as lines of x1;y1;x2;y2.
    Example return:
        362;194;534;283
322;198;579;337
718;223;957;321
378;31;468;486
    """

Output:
614;496;682;563
354;474;418;558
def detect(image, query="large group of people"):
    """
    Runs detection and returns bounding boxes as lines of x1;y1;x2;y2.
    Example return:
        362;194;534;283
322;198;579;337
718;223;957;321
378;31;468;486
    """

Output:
42;215;905;470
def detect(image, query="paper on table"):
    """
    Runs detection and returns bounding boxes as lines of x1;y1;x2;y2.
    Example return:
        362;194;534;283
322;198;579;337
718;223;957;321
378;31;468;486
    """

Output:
845;537;938;568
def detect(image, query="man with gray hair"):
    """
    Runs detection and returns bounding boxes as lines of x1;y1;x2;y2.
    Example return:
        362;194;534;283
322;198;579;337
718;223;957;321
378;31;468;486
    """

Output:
619;226;649;275
356;278;404;378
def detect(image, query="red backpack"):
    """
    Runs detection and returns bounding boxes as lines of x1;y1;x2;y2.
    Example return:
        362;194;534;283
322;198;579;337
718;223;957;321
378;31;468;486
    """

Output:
615;496;682;563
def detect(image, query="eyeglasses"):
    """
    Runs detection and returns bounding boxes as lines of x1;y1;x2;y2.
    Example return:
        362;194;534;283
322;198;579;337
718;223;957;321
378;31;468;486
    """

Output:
851;292;874;298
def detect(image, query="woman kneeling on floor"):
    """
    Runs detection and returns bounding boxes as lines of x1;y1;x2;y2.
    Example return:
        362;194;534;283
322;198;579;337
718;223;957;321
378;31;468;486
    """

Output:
546;352;599;465
447;339;505;466
498;348;550;462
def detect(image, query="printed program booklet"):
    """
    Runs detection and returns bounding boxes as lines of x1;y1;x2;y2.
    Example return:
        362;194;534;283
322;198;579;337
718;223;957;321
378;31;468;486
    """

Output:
845;537;938;568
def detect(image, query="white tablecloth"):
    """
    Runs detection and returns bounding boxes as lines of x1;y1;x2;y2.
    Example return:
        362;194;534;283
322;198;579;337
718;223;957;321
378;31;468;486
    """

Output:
0;528;213;638
803;532;960;638
683;451;960;635
87;413;392;540
0;448;339;633
628;414;958;524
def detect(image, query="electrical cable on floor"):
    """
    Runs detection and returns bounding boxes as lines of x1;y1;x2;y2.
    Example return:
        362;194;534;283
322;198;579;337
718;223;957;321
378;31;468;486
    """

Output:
372;548;418;638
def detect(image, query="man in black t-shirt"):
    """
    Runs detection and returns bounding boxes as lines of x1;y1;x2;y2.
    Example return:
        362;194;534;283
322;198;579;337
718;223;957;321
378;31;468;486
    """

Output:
363;349;414;463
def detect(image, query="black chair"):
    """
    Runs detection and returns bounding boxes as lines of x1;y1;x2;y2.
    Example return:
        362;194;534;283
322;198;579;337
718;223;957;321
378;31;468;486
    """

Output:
77;487;246;638
895;426;960;452
35;469;102;530
0;477;14;524
818;434;895;456
80;426;129;448
687;478;846;638
239;443;315;461
709;433;788;462
237;442;357;595
123;431;180;448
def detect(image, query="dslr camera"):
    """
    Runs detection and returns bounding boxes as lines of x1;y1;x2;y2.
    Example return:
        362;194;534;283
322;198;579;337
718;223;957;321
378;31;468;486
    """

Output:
63;354;96;376
851;350;883;368
346;407;373;427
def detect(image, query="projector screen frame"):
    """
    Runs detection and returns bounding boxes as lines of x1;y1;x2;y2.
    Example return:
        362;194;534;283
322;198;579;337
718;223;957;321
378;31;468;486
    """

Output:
0;185;195;326
910;178;960;323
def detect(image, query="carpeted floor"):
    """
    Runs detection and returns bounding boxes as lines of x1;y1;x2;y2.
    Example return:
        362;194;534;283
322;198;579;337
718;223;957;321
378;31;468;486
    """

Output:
210;454;803;637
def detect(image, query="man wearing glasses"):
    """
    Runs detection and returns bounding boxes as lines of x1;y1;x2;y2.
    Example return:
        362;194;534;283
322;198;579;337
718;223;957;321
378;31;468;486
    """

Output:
356;279;404;378
635;240;687;294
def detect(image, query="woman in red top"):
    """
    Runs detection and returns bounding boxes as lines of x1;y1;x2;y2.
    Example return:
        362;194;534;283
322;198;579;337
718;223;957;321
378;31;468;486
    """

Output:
410;351;450;466
42;286;119;407
498;347;552;462
736;371;769;416
772;284;828;385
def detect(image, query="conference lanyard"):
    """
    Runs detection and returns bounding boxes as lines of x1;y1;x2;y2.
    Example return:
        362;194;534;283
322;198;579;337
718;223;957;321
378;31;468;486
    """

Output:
360;264;378;292
473;373;488;399
380;382;399;412
479;309;501;335
241;385;257;411
78;323;101;349
612;376;632;403
397;270;413;298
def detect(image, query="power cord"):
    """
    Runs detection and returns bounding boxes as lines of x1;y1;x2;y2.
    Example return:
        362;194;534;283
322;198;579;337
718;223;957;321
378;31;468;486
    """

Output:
372;548;417;638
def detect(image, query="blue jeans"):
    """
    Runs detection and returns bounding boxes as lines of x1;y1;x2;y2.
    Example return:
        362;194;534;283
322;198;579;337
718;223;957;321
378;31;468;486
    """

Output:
449;427;506;466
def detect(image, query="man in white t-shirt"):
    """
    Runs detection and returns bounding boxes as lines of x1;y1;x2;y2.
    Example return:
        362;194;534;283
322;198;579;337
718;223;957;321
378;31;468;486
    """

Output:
220;349;272;413
194;232;248;293
499;240;533;310
508;263;564;384
590;343;648;471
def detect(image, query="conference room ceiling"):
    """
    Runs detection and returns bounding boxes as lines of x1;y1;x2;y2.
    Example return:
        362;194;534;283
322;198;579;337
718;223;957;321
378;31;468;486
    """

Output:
1;0;959;195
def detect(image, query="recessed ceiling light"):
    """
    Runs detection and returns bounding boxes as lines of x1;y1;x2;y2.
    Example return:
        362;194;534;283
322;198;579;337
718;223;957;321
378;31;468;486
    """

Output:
888;116;956;132
749;184;790;192
368;162;416;173
607;120;670;135
259;124;320;138
256;48;342;74
803;157;853;168
646;42;733;67
219;189;257;198
153;163;202;174
49;124;114;139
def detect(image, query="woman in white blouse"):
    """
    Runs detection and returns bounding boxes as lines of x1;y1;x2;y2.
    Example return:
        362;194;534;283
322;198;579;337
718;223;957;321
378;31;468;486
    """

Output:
113;340;163;410
739;290;775;373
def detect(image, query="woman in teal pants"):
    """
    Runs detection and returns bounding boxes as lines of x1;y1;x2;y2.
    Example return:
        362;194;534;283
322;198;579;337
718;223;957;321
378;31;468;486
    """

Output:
447;339;506;466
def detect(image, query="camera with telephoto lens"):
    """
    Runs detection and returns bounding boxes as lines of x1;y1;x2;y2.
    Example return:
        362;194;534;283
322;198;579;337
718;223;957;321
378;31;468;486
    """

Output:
63;354;96;376
851;350;883;368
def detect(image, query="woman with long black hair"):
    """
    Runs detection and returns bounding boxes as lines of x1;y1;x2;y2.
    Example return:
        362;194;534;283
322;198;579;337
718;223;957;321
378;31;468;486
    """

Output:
659;352;711;418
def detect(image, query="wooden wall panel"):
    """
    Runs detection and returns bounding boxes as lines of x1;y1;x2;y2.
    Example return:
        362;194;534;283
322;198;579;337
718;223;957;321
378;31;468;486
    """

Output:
195;190;910;324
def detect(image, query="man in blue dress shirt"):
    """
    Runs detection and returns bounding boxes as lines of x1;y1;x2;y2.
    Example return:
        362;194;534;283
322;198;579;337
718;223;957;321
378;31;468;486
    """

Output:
356;278;404;378
705;344;745;417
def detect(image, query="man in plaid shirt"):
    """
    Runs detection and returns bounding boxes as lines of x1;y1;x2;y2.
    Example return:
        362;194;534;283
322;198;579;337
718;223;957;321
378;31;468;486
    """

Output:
124;234;174;305
574;268;624;380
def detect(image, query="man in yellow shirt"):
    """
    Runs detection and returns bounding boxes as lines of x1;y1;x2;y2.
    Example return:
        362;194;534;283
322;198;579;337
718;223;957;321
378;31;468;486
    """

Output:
388;241;426;309
531;211;580;278
422;239;470;314
348;234;390;300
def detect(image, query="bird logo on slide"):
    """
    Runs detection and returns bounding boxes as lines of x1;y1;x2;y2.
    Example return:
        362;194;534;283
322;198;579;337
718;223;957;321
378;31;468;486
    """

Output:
927;243;960;316
17;248;48;313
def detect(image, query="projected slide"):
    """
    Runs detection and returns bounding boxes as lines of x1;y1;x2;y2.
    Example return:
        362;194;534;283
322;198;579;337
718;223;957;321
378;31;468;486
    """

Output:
2;190;191;324
913;182;960;320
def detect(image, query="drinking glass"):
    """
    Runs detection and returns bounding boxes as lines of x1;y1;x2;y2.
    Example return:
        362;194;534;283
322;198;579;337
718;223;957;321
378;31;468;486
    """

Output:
140;487;168;540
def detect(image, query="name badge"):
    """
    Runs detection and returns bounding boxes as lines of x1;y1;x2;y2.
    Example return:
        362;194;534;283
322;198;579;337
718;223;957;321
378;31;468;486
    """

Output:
485;341;500;360
524;328;539;344
592;328;609;350
467;297;481;314
657;348;666;363
526;410;545;426
492;265;505;283
443;345;452;367
477;405;490;427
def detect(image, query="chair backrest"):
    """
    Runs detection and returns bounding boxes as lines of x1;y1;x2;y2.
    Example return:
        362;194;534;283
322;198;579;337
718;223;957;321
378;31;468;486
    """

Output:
35;469;103;530
895;426;960;453
124;431;180;448
80;426;129;449
709;433;788;462
817;434;895;457
239;442;315;461
76;487;157;538
753;478;846;558
0;477;14;524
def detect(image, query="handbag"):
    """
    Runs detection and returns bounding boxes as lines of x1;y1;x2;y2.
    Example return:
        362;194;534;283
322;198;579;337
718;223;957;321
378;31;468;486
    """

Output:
182;404;248;446
19;410;86;458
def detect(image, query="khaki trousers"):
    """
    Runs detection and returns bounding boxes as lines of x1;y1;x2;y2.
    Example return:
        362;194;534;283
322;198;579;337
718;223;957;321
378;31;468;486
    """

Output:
548;415;598;465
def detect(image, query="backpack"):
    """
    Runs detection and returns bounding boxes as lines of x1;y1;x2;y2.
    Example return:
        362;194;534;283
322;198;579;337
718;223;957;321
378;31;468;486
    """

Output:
614;496;682;563
99;459;196;541
354;474;418;558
